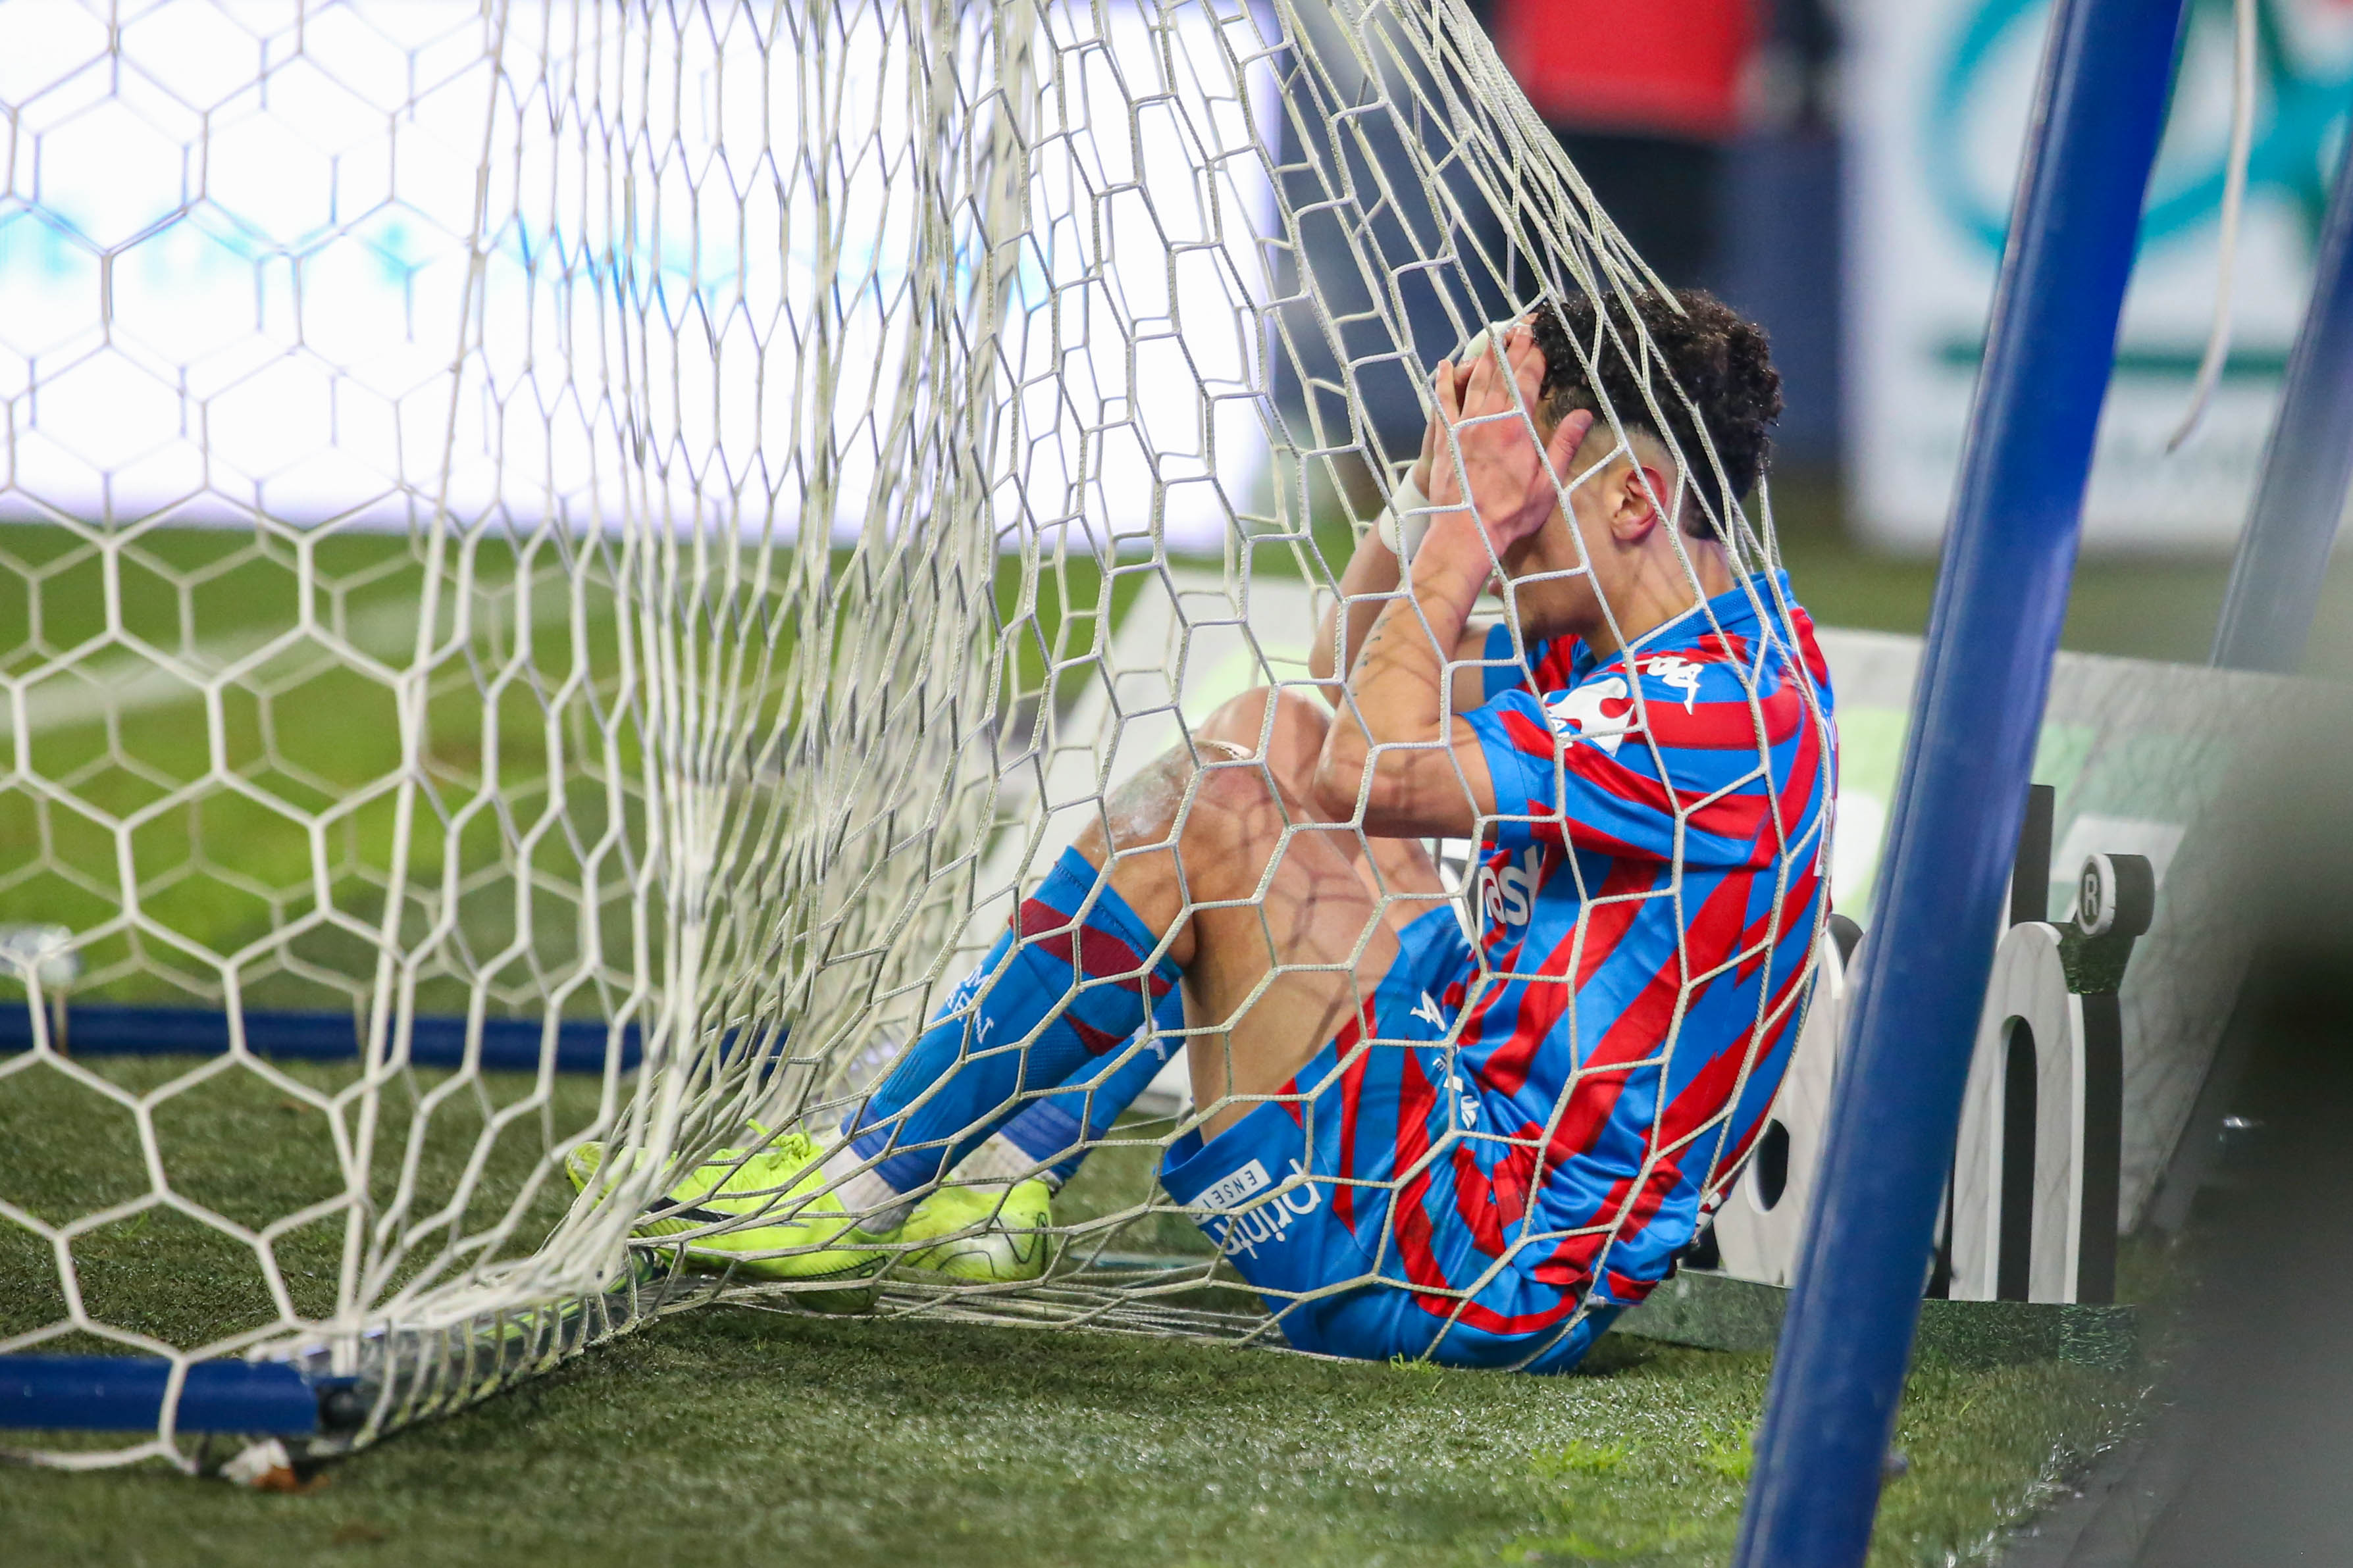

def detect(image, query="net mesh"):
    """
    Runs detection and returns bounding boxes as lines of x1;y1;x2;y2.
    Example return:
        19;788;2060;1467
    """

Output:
0;0;1827;1469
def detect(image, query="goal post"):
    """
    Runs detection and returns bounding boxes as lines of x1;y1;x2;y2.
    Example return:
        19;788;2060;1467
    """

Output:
1734;0;2194;1560
2;0;1821;1473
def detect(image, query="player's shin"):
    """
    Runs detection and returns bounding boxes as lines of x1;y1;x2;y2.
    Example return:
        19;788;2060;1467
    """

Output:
829;848;1180;1230
968;985;1187;1190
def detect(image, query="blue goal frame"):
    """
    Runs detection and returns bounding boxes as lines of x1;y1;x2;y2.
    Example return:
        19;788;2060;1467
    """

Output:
1733;0;2193;1561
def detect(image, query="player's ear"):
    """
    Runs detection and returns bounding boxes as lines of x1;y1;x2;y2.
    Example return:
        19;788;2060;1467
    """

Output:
1611;461;1670;543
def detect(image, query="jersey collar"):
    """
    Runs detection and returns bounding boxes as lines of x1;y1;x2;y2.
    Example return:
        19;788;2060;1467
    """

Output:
1568;569;1792;684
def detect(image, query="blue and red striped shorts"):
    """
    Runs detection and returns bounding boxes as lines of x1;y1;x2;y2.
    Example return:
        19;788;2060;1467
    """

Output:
1158;906;1620;1372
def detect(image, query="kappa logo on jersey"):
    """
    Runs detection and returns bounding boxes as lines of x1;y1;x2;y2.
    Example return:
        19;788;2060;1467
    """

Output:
1476;844;1547;928
1642;654;1704;712
1199;1158;1324;1260
1543;677;1637;756
1412;991;1448;1032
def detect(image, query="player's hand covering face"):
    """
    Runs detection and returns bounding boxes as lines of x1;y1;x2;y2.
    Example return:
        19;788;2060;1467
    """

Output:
1424;322;1595;564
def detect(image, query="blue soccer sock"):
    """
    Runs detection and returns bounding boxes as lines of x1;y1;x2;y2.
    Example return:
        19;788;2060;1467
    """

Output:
842;848;1180;1201
989;984;1187;1188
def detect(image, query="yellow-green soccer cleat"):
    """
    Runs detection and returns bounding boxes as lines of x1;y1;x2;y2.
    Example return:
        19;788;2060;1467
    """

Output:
889;1178;1055;1285
564;1132;887;1311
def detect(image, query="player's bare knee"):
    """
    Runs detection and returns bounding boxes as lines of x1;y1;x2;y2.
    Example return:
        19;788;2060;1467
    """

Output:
1090;742;1281;870
1181;742;1287;827
1193;686;1330;802
1193;686;1325;754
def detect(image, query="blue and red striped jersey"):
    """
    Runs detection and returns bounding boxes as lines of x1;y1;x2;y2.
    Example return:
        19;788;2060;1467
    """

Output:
1450;570;1837;1305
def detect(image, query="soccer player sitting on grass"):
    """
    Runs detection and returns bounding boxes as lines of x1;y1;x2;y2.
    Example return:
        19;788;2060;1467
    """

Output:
569;288;1838;1371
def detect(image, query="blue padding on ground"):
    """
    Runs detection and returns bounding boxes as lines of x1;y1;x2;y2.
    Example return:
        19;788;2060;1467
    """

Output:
0;1002;642;1073
0;1355;320;1434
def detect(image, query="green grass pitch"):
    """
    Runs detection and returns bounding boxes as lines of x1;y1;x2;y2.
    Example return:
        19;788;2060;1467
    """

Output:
0;1053;2140;1565
0;510;2173;1562
4;1277;2137;1568
0;1020;2141;1566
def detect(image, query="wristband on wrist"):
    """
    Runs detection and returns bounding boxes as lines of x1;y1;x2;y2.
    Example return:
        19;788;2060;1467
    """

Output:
1375;472;1432;560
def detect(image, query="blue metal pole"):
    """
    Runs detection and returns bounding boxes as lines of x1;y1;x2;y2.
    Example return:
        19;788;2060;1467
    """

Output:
0;1355;323;1433
2210;131;2353;674
1732;1;2187;1561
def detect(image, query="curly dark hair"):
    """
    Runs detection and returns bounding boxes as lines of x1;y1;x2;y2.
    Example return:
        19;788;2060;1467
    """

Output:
1526;288;1781;538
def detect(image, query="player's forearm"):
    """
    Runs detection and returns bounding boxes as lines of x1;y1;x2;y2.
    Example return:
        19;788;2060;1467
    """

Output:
1314;515;1489;815
1310;532;1397;686
1310;479;1423;687
1354;515;1488;736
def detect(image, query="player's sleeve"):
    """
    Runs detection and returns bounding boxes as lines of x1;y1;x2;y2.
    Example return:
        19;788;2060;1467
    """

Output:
1460;661;1782;864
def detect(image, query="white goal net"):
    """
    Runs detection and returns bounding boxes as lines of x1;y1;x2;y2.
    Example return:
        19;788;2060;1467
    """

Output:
0;0;1823;1471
